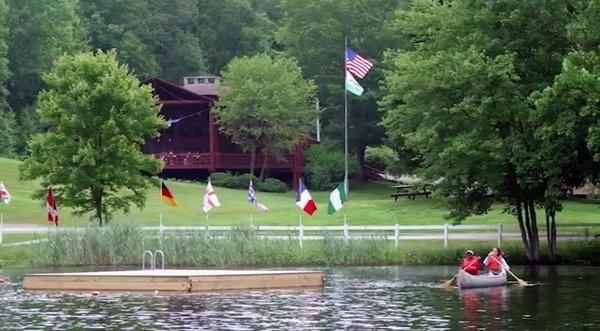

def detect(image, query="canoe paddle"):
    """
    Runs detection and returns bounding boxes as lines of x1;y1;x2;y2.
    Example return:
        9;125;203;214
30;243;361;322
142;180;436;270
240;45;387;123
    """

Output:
489;255;531;287
441;257;479;289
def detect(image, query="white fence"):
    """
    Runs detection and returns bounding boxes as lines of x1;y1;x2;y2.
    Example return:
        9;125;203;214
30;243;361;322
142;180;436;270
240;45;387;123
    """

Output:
1;222;598;248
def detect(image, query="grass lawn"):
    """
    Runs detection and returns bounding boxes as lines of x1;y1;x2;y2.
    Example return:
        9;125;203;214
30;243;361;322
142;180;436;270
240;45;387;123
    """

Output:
1;157;598;227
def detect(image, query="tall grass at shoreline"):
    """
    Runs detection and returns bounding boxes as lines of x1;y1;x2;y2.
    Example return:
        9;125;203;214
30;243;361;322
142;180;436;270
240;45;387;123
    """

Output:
26;221;599;267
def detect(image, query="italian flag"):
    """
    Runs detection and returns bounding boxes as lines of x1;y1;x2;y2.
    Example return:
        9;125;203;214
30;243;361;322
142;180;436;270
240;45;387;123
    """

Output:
327;182;347;215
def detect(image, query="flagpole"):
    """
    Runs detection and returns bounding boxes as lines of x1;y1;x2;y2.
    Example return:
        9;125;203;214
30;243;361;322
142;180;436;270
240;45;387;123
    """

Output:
344;38;349;199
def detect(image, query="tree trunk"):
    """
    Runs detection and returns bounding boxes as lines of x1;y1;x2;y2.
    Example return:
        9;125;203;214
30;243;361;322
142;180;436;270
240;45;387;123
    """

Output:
546;210;557;263
249;146;256;178
527;200;541;262
92;188;103;226
516;199;533;261
259;150;268;180
355;144;366;181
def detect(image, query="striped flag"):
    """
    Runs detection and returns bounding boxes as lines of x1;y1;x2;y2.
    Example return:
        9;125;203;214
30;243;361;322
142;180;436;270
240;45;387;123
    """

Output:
0;181;11;204
295;179;317;215
161;181;180;207
328;182;347;215
203;180;221;213
248;180;257;203
46;187;58;227
345;47;373;79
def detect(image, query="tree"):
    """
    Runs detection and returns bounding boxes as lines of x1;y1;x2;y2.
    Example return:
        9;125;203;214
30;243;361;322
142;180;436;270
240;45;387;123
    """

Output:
6;0;87;154
196;0;278;73
79;0;206;83
0;108;16;157
20;50;167;226
533;0;600;261
6;0;86;109
215;53;316;177
381;0;574;262
278;0;407;179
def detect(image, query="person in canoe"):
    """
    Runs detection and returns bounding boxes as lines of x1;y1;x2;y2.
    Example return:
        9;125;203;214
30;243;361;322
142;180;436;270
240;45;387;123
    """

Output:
460;250;482;275
483;247;510;275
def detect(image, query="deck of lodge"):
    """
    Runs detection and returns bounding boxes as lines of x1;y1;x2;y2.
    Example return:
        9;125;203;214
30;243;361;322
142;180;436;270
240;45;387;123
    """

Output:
23;269;325;293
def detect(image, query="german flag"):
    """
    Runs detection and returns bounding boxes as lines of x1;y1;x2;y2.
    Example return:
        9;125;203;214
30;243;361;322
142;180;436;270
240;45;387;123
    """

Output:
161;181;180;207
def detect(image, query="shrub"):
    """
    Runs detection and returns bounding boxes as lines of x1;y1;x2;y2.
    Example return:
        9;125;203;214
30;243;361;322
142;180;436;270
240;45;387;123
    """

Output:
304;144;357;190
365;145;399;172
210;172;287;192
255;177;288;192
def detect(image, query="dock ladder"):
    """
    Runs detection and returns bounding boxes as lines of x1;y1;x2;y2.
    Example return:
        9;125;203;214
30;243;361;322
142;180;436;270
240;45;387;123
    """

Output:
142;250;165;270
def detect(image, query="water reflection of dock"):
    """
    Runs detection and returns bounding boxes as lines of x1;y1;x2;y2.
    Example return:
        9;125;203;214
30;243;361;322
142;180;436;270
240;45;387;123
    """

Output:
23;269;324;293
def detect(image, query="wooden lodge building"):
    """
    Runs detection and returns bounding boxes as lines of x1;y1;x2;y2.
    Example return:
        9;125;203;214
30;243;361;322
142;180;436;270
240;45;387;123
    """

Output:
142;76;311;188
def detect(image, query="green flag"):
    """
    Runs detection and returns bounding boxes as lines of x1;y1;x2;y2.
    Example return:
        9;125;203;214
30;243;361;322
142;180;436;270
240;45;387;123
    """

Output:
328;182;347;215
345;71;363;96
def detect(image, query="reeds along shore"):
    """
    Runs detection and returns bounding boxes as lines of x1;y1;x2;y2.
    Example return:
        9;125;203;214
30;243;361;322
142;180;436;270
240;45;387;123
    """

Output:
14;221;600;267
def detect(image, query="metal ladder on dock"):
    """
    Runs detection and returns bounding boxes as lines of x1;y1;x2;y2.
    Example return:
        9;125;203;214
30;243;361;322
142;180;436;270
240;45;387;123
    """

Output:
142;250;165;270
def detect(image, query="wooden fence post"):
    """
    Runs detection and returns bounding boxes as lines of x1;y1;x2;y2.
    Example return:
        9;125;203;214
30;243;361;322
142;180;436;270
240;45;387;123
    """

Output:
443;223;449;248
394;224;399;248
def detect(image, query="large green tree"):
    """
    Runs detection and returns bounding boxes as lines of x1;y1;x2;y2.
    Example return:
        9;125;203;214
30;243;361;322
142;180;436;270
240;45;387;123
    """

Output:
381;0;574;262
215;53;316;177
533;0;600;261
279;0;407;178
20;50;167;226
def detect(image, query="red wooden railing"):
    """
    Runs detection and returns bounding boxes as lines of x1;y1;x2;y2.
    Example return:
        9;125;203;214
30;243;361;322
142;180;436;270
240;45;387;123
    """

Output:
152;152;294;170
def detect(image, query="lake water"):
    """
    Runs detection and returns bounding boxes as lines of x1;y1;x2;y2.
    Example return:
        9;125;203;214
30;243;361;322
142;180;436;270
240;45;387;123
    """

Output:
0;266;598;329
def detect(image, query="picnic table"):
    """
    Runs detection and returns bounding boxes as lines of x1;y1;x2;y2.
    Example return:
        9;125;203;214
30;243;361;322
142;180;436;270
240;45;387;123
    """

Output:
390;184;432;201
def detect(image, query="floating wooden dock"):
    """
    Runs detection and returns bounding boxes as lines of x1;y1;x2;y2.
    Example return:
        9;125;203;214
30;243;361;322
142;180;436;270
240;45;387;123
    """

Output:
23;269;324;293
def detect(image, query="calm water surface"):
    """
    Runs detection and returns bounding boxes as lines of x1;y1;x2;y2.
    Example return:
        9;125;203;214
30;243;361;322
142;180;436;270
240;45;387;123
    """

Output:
0;266;598;329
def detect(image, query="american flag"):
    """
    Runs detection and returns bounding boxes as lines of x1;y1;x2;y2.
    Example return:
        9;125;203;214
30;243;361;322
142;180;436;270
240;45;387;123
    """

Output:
248;180;257;203
345;47;373;79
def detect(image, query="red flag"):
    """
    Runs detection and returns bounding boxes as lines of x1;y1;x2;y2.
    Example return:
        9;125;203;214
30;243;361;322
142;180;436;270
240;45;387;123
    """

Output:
46;187;58;227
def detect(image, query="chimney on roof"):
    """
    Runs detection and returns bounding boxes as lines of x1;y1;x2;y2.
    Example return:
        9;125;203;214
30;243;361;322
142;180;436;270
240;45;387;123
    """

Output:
183;76;221;86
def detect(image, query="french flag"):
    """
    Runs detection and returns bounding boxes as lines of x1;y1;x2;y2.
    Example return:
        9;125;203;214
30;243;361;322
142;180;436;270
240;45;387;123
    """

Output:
295;179;317;215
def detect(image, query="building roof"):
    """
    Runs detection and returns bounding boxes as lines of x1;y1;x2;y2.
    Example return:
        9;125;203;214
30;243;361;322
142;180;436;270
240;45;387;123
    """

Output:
182;83;219;96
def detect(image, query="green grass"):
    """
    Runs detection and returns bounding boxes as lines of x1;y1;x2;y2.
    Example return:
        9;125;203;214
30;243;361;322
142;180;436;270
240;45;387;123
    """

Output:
19;221;600;267
1;157;598;227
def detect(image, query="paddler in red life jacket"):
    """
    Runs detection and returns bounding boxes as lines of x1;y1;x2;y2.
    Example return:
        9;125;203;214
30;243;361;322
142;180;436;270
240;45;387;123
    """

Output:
460;250;481;275
483;247;510;275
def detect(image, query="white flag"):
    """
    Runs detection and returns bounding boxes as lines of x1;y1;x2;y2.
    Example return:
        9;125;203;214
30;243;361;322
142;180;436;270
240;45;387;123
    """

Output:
0;181;11;204
202;180;221;213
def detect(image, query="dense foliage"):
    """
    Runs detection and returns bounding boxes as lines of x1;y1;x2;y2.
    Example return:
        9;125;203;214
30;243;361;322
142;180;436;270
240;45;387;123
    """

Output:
380;0;600;262
209;172;288;193
215;53;316;176
19;51;166;225
0;0;597;262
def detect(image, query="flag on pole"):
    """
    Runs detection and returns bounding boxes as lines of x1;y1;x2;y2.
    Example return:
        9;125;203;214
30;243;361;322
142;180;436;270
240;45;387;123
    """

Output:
327;182;347;215
203;180;221;213
345;71;364;96
247;180;257;203
295;179;317;215
161;181;180;207
0;181;11;204
345;47;373;79
46;187;58;226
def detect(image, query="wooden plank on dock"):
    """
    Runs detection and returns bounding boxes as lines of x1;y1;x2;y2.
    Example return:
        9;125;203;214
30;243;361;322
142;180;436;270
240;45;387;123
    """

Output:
22;269;324;293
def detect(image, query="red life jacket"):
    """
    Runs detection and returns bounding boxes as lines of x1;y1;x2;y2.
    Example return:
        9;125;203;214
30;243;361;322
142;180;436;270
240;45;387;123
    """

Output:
461;257;480;275
487;254;503;271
